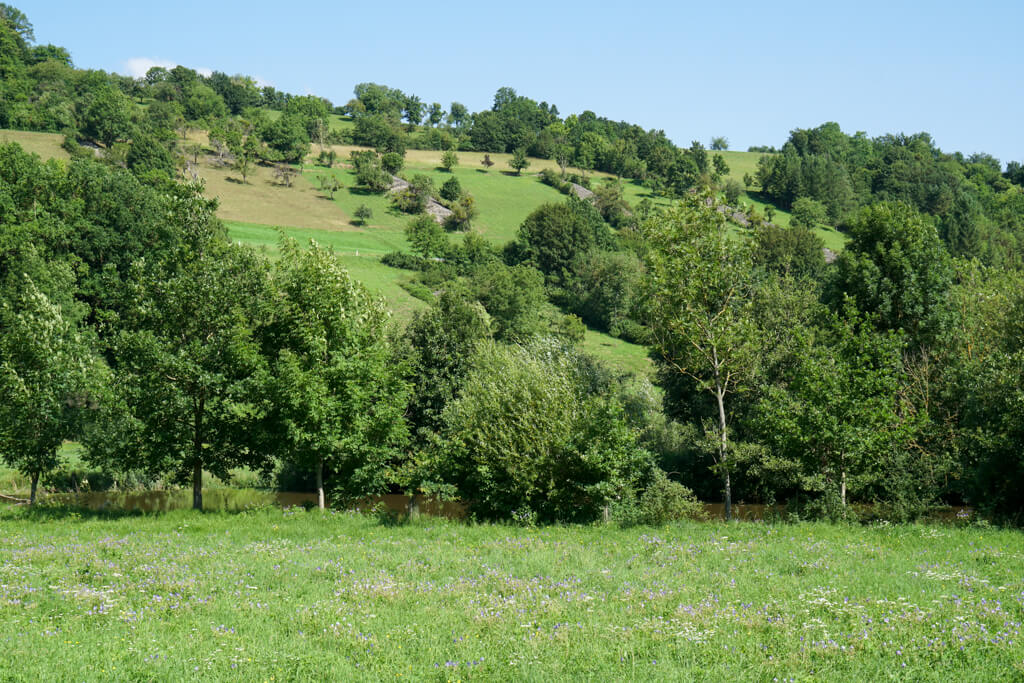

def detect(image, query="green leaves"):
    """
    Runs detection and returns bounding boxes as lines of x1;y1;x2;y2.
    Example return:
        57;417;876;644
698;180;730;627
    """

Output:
0;277;107;500
261;238;409;503
429;340;652;522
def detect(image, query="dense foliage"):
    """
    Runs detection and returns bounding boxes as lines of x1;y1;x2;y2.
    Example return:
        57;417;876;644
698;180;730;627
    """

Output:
3;5;1024;524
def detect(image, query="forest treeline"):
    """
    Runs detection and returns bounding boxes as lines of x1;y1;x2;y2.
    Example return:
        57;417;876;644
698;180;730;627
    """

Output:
3;5;1024;524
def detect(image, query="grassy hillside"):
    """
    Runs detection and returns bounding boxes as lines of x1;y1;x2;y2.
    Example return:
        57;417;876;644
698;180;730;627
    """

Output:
0;508;1019;681
0;129;68;160
10;131;857;376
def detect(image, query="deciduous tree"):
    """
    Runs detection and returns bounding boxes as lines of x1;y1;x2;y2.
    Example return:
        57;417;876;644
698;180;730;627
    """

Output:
641;193;760;520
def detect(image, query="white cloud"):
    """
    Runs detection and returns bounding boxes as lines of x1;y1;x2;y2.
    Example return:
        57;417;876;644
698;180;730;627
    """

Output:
122;57;176;79
122;58;216;80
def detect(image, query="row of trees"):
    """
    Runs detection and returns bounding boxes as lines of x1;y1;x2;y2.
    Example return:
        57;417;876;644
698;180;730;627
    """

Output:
0;143;687;523
4;133;1024;523
382;180;1024;523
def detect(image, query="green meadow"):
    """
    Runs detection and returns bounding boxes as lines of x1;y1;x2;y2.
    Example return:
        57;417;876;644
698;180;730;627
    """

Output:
0;507;1020;681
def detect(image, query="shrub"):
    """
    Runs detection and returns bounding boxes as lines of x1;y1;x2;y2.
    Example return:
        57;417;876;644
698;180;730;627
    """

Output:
381;251;428;271
723;178;743;205
381;151;404;175
398;280;435;304
612;471;704;527
427;340;654;523
440;176;462;202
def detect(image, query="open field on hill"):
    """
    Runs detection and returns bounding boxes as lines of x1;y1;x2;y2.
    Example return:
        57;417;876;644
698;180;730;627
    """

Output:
195;159;354;231
0;128;68;160
226;220;427;323
0;131;795;376
307;151;571;244
0;508;1020;681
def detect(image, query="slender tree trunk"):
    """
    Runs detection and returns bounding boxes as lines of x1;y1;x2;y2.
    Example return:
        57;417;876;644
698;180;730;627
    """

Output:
316;457;325;511
406;493;419;519
840;457;847;509
192;399;204;511
714;382;731;522
30;471;39;506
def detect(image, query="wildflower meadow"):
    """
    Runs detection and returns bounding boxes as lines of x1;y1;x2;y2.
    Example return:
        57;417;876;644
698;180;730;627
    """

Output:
1;507;1021;681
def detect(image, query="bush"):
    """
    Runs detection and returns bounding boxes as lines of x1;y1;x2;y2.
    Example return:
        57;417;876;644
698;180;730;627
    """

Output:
381;251;428;271
539;168;570;194
723;178;743;205
611;319;649;345
381;151;404;175
440;176;462;202
399;280;435;303
392;174;435;214
612;471;704;527
428;340;655;523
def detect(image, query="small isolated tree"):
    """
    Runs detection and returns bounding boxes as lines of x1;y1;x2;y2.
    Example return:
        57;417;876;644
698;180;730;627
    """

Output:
441;149;459;172
231;133;261;184
710;136;729;151
381;151;404;176
481;153;494;171
509;147;530;175
440;176;462;202
0;279;107;504
318;173;341;199
554;143;572;177
273;163;297;187
641;192;759;520
183;142;203;166
354;204;373;226
263;239;409;509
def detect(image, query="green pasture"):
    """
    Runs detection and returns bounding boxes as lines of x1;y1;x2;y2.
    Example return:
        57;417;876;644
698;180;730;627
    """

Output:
227;221;426;323
0;128;68;160
0;508;1020;681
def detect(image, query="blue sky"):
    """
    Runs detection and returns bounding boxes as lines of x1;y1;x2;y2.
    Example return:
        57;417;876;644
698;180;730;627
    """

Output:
22;1;1024;164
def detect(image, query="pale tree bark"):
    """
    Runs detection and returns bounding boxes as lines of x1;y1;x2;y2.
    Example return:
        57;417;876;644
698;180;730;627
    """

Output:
30;471;39;506
316;457;325;510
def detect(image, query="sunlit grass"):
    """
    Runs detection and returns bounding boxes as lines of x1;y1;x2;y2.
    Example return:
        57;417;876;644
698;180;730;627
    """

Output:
0;509;1019;681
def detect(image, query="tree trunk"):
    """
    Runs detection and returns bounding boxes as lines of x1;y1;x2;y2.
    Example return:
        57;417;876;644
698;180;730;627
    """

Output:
193;398;204;511
840;463;847;509
316;457;325;511
714;384;732;522
406;493;419;519
30;471;39;506
192;461;203;511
